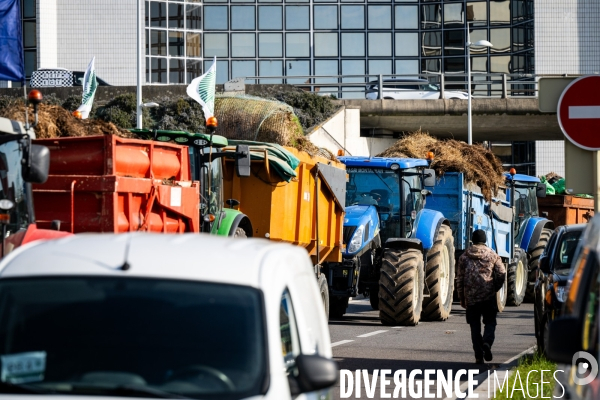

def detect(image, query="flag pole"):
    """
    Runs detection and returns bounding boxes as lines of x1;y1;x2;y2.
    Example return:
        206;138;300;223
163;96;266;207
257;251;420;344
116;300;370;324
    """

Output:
136;0;142;129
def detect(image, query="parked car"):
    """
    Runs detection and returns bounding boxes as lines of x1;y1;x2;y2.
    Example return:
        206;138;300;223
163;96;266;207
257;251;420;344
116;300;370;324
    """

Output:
534;223;586;353
0;233;336;399
365;78;469;100
30;68;110;87
546;216;600;399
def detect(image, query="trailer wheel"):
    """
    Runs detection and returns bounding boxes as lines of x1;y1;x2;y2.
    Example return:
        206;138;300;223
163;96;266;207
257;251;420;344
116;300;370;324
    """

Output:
329;296;349;319
525;228;552;302
496;265;508;313
506;248;528;306
379;248;424;326
318;273;330;317
421;225;455;321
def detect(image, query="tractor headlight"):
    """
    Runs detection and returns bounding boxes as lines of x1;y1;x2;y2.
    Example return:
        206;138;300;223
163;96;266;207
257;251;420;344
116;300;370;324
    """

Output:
555;285;567;303
348;225;364;253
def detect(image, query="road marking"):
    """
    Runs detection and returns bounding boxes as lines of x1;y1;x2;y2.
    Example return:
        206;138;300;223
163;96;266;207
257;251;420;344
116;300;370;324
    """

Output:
391;326;404;329
331;340;354;347
569;106;600;119
357;330;388;338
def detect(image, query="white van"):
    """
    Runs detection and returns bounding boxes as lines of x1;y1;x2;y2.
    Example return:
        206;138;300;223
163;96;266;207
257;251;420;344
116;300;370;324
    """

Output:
365;78;469;100
0;233;336;399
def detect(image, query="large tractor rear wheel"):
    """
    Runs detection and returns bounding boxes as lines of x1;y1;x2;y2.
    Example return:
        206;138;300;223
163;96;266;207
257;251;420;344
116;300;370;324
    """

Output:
525;228;552;302
421;225;455;321
379;248;424;326
507;248;528;306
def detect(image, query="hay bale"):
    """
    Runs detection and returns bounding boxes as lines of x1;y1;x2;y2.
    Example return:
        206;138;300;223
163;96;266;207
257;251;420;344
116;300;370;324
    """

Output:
377;130;505;201
0;103;134;139
214;94;303;145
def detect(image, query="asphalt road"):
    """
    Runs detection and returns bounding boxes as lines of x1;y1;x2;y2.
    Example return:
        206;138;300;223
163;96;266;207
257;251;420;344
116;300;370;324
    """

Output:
328;297;536;400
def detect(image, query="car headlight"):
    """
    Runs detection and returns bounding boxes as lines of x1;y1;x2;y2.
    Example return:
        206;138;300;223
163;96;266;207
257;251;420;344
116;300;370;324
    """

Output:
555;285;567;303
348;225;364;253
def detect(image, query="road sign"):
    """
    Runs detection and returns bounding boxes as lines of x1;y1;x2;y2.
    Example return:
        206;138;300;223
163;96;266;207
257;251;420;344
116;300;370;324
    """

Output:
557;75;600;151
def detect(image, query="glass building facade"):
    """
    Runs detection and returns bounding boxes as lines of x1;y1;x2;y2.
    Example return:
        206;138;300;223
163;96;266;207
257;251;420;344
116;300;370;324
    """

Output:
145;0;534;94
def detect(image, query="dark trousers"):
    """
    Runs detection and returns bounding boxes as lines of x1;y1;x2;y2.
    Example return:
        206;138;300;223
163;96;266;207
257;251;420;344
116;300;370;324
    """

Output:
465;297;498;358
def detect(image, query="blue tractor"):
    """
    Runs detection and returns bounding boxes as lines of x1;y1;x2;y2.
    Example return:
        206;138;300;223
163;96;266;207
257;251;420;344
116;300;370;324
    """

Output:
503;171;553;303
323;156;456;325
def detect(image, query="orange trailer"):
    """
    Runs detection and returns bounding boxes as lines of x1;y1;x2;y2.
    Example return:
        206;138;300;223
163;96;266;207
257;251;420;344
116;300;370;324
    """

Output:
221;145;346;266
32;136;200;233
538;194;594;226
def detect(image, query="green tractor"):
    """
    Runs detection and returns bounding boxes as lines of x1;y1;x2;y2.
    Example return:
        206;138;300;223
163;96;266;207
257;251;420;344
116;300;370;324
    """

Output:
131;127;253;238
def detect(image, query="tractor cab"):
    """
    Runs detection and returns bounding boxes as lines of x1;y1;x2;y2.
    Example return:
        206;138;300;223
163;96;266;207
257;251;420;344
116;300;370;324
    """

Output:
504;171;547;245
340;156;435;253
132;127;252;236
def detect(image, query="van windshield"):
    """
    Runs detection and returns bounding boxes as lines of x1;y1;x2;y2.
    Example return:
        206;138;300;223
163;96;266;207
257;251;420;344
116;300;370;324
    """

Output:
0;277;266;399
554;231;583;276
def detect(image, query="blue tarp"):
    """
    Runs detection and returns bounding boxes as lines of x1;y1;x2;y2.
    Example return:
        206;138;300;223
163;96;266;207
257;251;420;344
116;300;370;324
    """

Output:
0;0;24;82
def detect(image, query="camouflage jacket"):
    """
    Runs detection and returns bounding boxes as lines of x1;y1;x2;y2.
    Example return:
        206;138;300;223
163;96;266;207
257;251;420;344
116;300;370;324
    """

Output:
456;244;506;306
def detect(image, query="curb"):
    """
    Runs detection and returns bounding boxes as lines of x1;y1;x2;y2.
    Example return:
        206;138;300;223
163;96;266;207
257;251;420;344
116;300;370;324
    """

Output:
443;345;537;400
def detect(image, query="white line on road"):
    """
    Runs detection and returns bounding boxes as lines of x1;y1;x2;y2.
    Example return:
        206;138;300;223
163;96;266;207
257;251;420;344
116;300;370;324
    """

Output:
331;340;354;347
391;326;404;329
569;106;600;119
357;330;388;338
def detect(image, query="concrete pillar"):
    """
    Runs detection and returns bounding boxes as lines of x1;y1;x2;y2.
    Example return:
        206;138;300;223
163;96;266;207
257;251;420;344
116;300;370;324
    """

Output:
37;0;58;69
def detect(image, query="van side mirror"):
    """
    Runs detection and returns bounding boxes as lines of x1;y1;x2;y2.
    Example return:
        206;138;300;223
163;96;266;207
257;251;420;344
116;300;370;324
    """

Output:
235;145;251;177
423;169;436;187
23;144;50;184
289;354;337;395
537;182;547;198
539;254;550;274
546;316;582;364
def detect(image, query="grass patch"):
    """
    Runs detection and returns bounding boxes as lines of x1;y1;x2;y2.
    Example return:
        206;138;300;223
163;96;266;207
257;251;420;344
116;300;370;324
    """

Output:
493;353;556;399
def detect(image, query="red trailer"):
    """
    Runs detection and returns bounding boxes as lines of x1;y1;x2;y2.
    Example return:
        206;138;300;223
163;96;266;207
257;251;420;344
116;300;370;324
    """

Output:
33;136;200;233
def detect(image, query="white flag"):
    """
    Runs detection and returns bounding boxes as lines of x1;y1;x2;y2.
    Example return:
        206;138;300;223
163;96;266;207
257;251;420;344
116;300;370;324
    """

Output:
76;57;98;119
187;56;216;120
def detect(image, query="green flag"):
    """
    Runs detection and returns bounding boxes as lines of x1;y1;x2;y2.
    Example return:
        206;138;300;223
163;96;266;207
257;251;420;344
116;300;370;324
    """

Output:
76;57;97;119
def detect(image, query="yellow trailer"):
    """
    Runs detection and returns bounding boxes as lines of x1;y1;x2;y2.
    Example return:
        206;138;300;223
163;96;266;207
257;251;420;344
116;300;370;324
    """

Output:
222;145;346;266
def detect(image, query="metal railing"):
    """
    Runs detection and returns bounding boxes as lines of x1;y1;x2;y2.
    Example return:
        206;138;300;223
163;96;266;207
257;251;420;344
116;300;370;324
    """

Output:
240;73;569;99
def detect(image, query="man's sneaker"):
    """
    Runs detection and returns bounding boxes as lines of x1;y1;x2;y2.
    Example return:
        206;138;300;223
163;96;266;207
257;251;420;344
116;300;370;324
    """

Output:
475;358;484;365
482;343;493;361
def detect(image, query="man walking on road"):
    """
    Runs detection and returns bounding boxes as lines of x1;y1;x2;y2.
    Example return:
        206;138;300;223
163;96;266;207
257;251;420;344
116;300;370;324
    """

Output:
456;229;507;364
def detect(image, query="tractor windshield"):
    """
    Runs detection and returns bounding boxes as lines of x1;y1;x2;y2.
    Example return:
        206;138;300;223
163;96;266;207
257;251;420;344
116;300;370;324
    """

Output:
346;167;421;241
0;137;32;235
514;184;539;219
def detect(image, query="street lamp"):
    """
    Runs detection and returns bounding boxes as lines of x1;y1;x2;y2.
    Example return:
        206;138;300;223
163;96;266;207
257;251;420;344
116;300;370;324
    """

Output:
466;24;493;145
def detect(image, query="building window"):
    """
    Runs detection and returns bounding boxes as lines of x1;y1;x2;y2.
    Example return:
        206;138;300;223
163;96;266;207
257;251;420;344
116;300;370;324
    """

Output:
258;33;283;57
168;3;184;28
232;6;256;30
341;6;364;29
232;33;256;57
204;6;228;30
258;6;283;30
169;31;185;56
151;2;167;27
314;33;338;57
314;6;338;29
286;6;309;30
368;32;392;57
150;30;167;56
368;5;391;29
186;33;201;57
286;33;310;57
342;33;365;56
204;33;229;57
170;58;185;83
232;60;256;78
186;5;201;30
395;32;418;57
395;6;418;29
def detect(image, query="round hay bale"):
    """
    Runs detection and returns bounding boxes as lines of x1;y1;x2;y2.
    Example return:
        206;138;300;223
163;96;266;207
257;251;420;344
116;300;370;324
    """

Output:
214;94;302;145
